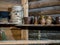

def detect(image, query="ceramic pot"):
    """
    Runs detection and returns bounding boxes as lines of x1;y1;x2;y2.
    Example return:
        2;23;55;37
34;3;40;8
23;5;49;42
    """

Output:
30;16;34;24
34;16;38;25
56;17;60;24
40;15;46;25
46;16;52;25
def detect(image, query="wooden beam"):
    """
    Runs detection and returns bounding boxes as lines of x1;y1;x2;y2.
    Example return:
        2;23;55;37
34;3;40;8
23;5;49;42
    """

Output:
29;0;60;2
29;10;60;16
0;40;60;44
29;0;37;2
0;0;20;11
29;1;60;9
21;0;28;17
16;24;60;27
29;6;60;12
21;0;29;41
21;29;28;40
41;10;60;15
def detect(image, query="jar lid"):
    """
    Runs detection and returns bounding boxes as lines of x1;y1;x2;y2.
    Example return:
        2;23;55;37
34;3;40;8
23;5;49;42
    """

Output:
12;6;23;11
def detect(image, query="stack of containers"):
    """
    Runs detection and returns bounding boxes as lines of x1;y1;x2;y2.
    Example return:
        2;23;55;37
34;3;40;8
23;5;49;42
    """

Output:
10;6;23;24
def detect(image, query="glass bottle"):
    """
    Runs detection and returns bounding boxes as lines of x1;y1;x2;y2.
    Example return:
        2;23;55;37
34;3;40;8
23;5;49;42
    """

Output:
0;28;7;40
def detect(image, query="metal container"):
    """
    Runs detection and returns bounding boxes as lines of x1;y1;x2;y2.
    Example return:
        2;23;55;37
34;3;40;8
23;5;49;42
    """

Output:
10;6;23;24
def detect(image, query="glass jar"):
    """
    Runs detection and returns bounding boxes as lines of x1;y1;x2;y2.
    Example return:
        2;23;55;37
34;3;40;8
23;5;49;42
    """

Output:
10;6;23;24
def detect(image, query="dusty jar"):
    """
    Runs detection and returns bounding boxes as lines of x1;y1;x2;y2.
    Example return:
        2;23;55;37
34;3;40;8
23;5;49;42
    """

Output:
10;6;23;24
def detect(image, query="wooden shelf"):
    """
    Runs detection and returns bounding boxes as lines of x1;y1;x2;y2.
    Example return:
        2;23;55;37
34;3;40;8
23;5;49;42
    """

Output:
15;24;60;30
0;23;60;26
0;40;60;44
16;24;60;27
0;23;16;27
0;23;60;27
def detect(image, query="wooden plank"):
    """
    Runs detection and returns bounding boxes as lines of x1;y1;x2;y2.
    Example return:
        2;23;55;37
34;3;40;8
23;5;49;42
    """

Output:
4;27;15;40
0;0;21;11
41;10;60;15
21;0;28;17
29;6;60;12
29;10;60;16
11;27;21;40
0;40;60;44
21;29;28;40
21;0;28;41
16;24;60;27
29;1;60;9
29;0;59;2
0;0;20;4
29;0;37;2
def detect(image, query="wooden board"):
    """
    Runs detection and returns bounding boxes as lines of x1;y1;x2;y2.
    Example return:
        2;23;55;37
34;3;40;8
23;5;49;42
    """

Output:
0;40;60;44
29;0;60;2
29;6;60;12
11;27;21;40
21;29;28;40
29;10;60;16
21;0;29;17
29;1;60;9
0;0;21;11
3;27;15;40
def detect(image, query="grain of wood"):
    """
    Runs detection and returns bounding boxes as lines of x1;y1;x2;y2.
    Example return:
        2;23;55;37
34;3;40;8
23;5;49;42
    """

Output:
21;0;28;17
29;1;60;9
21;29;28;40
0;0;20;11
29;10;60;16
0;40;60;44
29;0;60;2
4;27;15;40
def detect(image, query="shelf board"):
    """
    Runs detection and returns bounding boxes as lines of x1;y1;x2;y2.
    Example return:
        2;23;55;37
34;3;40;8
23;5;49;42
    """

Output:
16;24;60;27
0;24;60;27
15;24;60;30
0;40;60;44
0;23;16;27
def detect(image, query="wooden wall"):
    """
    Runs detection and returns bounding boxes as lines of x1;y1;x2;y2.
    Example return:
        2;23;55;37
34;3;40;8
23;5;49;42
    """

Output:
29;0;60;16
0;0;21;11
0;27;28;40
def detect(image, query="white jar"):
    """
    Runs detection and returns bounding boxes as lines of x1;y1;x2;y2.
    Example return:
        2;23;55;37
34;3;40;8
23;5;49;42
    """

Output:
10;6;23;24
12;6;22;11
